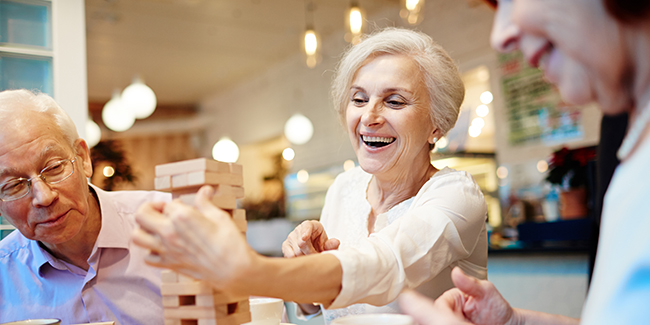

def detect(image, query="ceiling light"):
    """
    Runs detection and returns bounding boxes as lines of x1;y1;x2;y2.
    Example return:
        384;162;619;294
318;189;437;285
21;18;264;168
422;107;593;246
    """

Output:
103;166;115;178
282;148;295;161
480;91;493;104
349;5;362;35
297;169;309;183
496;166;508;179
284;113;314;145
476;105;489;117
122;76;157;119
212;137;239;163
468;125;482;138
471;117;485;129
304;29;318;56
85;119;101;148
102;90;135;132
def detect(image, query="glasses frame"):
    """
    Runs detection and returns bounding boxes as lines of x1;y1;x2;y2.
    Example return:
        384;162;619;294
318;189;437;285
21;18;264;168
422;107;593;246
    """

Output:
0;156;77;202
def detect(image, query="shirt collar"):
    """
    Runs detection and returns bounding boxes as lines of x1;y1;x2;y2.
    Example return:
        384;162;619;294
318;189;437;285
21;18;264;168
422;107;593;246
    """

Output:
90;183;132;249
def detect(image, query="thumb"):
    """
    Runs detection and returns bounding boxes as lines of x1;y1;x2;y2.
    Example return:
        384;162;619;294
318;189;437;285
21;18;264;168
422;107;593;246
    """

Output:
194;185;225;222
324;238;340;251
451;267;484;299
399;290;438;324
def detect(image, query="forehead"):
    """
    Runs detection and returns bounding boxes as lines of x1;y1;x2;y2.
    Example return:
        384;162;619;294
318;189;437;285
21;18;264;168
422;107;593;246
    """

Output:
0;112;72;174
353;54;423;89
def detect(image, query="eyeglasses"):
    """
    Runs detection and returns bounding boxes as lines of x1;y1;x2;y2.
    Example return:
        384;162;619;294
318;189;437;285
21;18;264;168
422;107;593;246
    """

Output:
0;157;77;202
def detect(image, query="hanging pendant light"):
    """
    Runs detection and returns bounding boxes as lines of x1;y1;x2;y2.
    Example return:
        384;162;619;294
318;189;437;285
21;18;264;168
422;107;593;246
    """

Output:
122;75;157;119
400;0;425;25
347;1;363;44
102;90;135;132
303;0;319;68
212;137;240;163
284;113;314;145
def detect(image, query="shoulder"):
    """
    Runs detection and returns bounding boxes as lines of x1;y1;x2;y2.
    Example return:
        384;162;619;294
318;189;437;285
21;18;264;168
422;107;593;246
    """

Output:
95;186;171;215
414;167;486;212
423;167;482;195
0;230;31;261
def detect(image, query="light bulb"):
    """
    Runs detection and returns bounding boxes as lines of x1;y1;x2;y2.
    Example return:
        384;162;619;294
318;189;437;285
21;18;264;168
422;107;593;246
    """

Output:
122;78;157;119
304;30;317;56
297;169;309;183
212;137;239;163
476;105;489;117
406;0;420;11
471;117;485;129
85;119;101;148
282;148;295;161
102;91;135;132
349;7;362;35
468;125;482;138
496;166;508;179
284;113;314;145
480;91;493;104
103;166;115;178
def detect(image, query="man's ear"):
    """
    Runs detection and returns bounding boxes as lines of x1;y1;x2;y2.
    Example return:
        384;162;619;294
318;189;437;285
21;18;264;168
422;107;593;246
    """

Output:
74;139;93;178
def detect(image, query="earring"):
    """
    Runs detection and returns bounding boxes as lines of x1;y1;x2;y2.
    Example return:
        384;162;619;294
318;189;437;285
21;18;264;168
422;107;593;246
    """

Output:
432;137;438;144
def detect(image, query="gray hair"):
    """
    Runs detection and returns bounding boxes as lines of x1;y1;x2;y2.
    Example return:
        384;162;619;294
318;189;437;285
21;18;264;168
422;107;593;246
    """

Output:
0;89;79;147
331;27;465;136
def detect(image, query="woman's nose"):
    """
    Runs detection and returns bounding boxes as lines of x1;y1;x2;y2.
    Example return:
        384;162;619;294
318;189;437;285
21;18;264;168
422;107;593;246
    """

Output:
360;100;384;127
31;179;58;207
490;1;521;53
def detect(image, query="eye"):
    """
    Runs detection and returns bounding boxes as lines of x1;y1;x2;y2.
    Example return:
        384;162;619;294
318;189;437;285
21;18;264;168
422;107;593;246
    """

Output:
384;95;408;109
351;92;368;106
1;179;27;195
43;160;66;176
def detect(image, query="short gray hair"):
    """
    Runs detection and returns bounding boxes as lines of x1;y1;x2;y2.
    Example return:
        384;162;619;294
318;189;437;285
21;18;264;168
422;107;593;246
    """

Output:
331;27;465;136
0;89;79;147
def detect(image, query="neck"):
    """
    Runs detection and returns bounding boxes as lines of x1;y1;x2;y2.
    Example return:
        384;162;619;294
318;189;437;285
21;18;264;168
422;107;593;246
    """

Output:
41;188;102;271
367;151;436;215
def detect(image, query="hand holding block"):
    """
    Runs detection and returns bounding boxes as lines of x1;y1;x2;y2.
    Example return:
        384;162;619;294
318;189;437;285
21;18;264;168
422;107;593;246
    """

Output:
174;193;237;210
156;158;230;177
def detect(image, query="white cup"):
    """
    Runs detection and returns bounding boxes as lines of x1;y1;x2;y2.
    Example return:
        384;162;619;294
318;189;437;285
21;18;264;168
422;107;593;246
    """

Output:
242;297;284;325
331;314;416;325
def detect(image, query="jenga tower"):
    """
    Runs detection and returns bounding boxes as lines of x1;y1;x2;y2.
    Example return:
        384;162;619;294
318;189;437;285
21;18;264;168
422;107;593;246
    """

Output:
154;158;250;325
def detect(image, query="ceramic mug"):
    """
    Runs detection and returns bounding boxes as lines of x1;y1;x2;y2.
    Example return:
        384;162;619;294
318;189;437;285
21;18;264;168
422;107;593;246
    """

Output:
331;314;416;325
0;320;61;325
242;297;284;325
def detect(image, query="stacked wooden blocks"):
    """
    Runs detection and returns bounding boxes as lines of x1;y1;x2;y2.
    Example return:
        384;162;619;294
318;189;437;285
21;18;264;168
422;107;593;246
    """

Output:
155;158;250;325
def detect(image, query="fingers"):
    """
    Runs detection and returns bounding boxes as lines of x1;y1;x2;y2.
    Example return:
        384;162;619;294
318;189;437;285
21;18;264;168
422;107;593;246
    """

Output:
398;290;440;325
135;202;167;233
324;238;340;251
451;267;485;299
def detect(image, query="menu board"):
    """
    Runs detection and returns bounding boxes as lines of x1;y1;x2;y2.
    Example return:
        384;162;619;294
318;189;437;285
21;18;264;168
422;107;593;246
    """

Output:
498;51;583;145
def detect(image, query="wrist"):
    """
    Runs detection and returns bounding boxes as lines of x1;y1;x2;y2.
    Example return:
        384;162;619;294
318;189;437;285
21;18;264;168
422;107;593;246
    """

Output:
506;308;524;325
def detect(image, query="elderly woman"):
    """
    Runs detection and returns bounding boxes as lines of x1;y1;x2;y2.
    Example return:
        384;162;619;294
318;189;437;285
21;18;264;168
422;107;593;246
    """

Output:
133;27;487;322
282;27;487;322
399;1;650;325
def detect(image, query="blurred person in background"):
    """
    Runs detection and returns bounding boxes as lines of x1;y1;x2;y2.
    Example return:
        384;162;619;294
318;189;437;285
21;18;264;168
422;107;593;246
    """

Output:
133;27;488;324
0;89;170;324
399;0;650;324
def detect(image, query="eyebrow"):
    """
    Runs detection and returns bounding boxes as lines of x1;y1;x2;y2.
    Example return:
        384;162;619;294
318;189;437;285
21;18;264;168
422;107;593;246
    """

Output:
350;85;414;95
0;145;69;179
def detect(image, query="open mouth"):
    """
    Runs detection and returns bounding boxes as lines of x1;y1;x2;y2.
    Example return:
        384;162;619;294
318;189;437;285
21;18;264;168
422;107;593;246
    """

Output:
361;135;396;148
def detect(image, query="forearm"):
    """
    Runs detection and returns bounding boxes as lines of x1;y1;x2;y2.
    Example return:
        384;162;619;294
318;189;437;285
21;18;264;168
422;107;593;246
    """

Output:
510;308;580;325
231;252;342;307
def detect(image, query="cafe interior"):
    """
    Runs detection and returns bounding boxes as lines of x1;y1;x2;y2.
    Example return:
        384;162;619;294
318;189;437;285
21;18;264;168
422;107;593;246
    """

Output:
0;0;605;323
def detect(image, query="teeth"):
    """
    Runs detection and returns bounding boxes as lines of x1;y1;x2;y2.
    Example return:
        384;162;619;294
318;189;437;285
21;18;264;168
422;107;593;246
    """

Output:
362;135;395;143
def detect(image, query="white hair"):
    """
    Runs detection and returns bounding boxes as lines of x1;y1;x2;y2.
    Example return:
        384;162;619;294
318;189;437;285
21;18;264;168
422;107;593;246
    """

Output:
0;89;79;147
331;27;465;136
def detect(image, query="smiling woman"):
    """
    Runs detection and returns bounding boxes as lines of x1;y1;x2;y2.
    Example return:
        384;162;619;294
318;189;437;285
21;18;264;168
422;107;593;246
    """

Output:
132;27;488;325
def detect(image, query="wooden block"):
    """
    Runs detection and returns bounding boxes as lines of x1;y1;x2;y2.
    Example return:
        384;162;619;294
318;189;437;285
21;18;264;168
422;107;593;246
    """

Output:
163;295;198;308
155;158;230;177
155;176;172;190
232;209;247;232
228;163;243;175
175;193;237;210
164;319;182;325
217;311;252;325
164;306;218;319
187;171;244;187
195;291;247;306
178;273;198;283
172;173;189;188
161;270;179;283
161;282;214;296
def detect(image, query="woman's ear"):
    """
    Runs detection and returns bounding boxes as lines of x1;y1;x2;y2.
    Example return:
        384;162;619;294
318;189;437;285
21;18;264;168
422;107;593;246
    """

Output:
428;128;442;146
74;139;94;178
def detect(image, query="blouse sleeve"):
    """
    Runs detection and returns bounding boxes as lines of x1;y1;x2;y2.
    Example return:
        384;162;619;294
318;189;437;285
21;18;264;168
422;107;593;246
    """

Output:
323;170;487;309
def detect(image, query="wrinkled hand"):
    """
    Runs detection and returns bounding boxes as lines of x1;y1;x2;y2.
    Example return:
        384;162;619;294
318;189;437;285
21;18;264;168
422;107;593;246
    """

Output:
281;220;340;258
450;267;516;325
399;289;472;325
132;185;255;294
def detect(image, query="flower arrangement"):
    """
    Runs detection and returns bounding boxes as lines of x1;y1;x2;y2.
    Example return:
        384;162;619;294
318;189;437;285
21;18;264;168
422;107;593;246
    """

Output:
546;146;596;189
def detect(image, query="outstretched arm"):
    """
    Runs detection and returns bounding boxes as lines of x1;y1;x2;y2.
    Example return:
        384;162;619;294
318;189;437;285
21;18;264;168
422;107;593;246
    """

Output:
132;185;343;306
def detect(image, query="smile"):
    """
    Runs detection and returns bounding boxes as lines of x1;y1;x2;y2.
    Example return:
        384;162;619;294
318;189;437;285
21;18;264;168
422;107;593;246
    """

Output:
361;135;396;148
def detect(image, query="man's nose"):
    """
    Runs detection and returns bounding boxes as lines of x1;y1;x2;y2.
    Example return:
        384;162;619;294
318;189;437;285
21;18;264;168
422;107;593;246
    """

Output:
31;178;57;207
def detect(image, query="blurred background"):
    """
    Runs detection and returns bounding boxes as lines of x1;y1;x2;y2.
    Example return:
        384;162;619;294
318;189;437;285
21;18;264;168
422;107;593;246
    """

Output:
0;0;603;321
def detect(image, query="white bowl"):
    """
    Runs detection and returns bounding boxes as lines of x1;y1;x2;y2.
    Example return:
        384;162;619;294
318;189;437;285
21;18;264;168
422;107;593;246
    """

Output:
0;320;61;325
242;297;284;325
331;314;415;325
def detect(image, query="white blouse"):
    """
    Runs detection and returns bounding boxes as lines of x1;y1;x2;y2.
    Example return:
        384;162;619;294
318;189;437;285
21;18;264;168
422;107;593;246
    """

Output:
320;167;488;323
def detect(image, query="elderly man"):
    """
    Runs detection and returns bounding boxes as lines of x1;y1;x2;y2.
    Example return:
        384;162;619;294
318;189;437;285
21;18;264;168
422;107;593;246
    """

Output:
0;89;170;324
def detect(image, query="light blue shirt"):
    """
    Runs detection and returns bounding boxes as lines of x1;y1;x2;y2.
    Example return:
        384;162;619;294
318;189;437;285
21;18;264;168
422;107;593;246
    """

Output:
0;184;171;324
581;134;650;324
